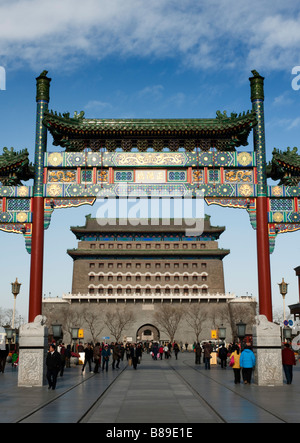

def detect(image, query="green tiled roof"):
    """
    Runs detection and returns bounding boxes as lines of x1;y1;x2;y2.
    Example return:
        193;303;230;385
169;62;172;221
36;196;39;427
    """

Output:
267;147;300;186
0;147;34;186
43;109;257;150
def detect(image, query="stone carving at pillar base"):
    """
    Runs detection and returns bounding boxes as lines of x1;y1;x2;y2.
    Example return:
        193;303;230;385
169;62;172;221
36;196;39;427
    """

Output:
18;315;48;388
253;315;283;386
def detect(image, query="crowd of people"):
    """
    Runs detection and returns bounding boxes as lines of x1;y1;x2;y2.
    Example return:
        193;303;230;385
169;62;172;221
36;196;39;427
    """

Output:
193;341;297;386
45;341;145;390
192;341;258;384
1;337;297;390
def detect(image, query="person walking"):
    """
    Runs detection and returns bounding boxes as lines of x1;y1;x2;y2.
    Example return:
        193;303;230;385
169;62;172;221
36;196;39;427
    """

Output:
130;343;141;370
195;343;202;365
59;343;66;376
65;344;71;368
159;344;164;360
126;344;131;361
203;342;212;370
112;343;121;370
239;345;256;384
82;343;93;373
282;343;296;384
152;342;159;360
229;344;241;384
173;342;180;360
164;344;169;359
93;342;101;373
46;344;61;390
0;342;9;373
101;344;111;372
218;344;228;369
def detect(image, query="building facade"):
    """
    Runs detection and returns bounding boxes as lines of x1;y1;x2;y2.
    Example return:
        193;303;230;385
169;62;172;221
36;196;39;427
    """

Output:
68;215;229;297
43;216;257;344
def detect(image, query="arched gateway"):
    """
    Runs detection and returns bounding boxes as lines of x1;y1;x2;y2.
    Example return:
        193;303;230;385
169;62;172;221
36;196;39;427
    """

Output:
136;324;160;342
2;70;300;324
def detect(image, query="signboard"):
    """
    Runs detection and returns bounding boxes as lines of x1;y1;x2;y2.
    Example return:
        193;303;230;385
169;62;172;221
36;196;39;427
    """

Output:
102;336;110;340
211;330;218;339
78;329;84;338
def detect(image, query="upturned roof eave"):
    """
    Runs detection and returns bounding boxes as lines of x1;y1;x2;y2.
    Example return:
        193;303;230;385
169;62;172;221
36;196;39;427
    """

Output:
43;110;257;137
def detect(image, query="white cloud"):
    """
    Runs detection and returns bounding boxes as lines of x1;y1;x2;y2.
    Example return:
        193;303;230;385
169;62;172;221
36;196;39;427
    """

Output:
0;0;299;73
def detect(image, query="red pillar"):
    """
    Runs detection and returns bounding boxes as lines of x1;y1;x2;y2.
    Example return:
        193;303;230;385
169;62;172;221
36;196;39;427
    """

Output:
28;71;51;322
256;196;273;321
28;197;44;322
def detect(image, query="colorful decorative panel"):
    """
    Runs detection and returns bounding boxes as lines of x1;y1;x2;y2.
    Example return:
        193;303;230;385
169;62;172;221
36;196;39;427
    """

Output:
167;171;187;182
97;170;108;183
114;171;134;182
7;199;31;211
135;170;166;183
44;151;257;168
81;170;93;183
48;169;76;183
224;170;253;183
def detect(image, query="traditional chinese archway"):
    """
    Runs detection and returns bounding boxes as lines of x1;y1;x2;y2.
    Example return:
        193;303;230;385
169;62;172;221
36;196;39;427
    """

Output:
1;70;300;323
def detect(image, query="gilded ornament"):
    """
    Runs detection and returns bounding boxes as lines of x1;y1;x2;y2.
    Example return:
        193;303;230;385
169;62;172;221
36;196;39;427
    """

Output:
237;152;252;166
238;184;253;197
17;212;28;223
18;186;29;197
273;212;284;223
47;184;62;197
48;152;63;167
225;170;252;183
272;186;283;197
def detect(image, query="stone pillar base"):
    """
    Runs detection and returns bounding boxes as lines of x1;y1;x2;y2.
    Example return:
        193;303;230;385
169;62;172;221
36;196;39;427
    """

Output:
18;315;48;387
253;315;283;386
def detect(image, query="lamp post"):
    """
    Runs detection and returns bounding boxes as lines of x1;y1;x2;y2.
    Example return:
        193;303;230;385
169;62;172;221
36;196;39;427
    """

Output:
4;326;15;352
71;327;80;353
236;320;247;347
52;323;62;343
283;327;292;343
11;278;21;329
218;325;227;344
278;278;288;322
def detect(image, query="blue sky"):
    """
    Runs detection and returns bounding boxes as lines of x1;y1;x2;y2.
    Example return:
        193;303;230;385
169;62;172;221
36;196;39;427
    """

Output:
0;1;300;321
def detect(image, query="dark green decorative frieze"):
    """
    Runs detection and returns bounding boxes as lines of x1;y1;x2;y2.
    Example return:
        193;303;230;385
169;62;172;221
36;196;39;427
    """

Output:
44;151;256;168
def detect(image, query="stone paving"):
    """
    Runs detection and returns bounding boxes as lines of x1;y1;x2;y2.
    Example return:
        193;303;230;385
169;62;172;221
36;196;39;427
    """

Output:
0;352;299;424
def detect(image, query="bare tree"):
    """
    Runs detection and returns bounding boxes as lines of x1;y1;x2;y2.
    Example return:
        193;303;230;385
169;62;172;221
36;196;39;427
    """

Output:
82;307;104;343
185;303;210;343
154;303;184;342
104;306;135;342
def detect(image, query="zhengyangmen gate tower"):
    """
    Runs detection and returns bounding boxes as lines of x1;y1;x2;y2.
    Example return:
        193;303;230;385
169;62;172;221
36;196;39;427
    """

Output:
1;70;300;323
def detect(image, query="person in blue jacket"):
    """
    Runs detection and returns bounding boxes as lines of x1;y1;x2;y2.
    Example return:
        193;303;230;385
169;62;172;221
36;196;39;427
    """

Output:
239;345;256;384
101;344;111;372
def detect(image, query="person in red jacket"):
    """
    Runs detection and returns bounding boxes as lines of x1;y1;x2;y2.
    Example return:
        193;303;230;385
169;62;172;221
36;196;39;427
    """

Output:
282;343;296;384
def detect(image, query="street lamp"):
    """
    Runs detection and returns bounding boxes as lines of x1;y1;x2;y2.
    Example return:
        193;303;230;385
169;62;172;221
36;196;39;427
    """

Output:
4;326;15;350
278;278;289;321
71;327;80;353
218;325;227;342
11;278;21;329
52;323;62;342
236;321;247;342
283;327;292;342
